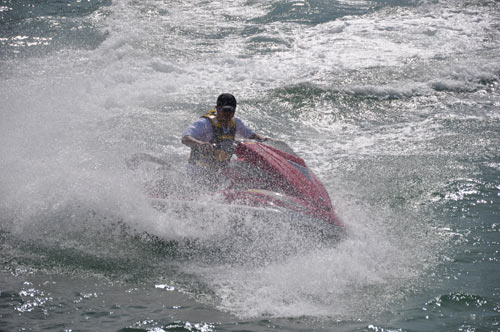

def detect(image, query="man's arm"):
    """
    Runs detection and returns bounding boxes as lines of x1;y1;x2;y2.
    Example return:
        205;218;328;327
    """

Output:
235;118;267;141
181;135;214;152
181;118;215;151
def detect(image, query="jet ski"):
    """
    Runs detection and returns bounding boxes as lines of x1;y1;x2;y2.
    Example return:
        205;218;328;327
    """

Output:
130;140;343;228
219;140;343;227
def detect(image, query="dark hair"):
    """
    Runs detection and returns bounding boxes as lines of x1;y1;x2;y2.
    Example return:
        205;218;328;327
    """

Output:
216;93;237;108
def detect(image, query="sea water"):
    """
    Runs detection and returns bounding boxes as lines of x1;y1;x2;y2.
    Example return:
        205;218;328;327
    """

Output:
1;0;499;331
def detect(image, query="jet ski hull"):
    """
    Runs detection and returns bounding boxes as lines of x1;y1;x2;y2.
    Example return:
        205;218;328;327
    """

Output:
221;141;343;227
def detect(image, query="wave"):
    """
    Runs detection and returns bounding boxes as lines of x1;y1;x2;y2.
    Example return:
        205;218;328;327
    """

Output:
0;0;110;59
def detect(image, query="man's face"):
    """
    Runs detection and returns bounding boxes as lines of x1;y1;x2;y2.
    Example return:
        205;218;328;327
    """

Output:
216;106;235;125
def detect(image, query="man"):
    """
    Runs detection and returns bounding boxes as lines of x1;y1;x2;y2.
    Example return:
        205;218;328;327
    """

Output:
181;93;266;179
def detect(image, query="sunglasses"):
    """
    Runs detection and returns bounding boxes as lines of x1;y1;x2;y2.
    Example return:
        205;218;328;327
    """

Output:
220;106;235;113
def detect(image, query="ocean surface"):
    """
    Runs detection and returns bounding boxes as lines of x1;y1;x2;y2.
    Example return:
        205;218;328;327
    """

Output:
1;0;499;331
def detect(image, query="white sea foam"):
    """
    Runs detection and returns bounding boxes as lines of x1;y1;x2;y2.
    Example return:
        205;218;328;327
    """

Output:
185;199;439;319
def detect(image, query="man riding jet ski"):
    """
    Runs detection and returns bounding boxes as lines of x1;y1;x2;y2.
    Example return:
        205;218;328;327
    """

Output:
181;94;342;226
181;93;266;182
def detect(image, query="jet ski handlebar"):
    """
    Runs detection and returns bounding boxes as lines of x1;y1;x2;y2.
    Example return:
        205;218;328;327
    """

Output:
212;138;270;153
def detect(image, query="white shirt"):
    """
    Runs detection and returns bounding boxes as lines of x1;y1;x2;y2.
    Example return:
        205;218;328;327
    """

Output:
182;117;255;142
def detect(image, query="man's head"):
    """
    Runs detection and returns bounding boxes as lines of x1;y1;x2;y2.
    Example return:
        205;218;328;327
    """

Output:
215;93;236;125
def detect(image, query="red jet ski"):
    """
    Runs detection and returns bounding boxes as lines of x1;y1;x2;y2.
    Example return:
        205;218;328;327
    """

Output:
131;140;342;229
220;140;343;227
